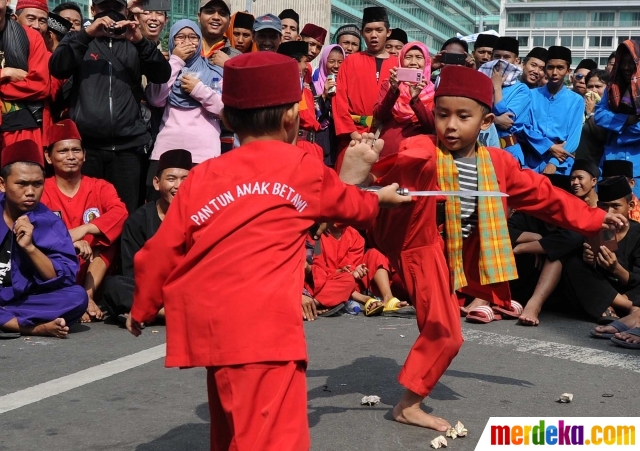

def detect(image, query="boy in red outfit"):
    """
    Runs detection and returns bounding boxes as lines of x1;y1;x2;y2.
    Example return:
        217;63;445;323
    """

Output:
40;119;128;322
306;223;410;316
127;52;410;451
339;65;628;431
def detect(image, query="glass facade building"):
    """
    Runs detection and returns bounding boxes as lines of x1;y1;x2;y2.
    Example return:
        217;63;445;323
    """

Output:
331;0;500;52
501;0;640;67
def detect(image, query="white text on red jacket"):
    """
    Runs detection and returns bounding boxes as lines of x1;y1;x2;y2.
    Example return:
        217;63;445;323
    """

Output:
190;182;308;226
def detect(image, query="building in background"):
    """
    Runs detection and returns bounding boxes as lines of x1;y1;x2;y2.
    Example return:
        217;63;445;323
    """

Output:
500;0;640;67
331;0;500;52
48;0;90;19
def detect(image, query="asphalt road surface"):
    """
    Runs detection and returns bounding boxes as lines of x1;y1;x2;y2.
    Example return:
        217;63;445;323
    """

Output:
1;310;638;451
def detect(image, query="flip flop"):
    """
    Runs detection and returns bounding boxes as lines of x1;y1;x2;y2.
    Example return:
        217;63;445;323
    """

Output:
382;297;416;317
610;327;640;349
466;305;502;324
318;303;345;318
492;300;523;319
0;330;20;339
590;320;630;339
364;298;384;317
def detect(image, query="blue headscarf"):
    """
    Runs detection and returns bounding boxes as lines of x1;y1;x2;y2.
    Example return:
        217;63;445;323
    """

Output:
168;19;223;109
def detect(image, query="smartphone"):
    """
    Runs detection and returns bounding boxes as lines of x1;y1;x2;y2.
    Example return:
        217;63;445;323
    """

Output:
397;68;423;83
142;0;171;10
441;52;467;66
587;229;618;253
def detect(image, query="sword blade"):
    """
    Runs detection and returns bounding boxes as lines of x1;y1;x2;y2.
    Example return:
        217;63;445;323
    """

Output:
405;190;509;197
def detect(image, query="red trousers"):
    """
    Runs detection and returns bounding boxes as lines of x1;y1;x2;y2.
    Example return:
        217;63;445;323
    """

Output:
2;128;43;150
207;361;310;451
356;248;392;295
396;246;463;397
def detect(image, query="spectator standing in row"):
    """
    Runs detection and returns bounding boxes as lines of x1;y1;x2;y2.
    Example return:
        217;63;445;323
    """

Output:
595;40;640;197
333;6;396;171
226;11;255;53
472;33;498;70
146;19;223;200
53;2;83;32
520;47;548;89
278;8;299;42
334;24;362;55
253;14;281;53
12;0;47;37
1;0;50;150
385;28;407;57
198;0;239;68
49;0;171;212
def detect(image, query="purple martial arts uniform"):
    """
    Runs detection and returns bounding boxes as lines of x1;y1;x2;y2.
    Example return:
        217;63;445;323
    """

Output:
0;194;87;328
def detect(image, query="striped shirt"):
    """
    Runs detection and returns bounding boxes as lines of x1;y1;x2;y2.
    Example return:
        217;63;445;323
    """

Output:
453;156;478;239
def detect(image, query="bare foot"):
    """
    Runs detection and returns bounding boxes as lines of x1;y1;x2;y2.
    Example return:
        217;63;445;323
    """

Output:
460;298;490;315
339;132;384;184
27;318;69;338
392;403;451;431
518;304;541;326
81;298;104;323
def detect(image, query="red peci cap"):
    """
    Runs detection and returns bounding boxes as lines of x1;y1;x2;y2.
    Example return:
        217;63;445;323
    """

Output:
46;119;82;148
301;23;328;44
222;52;302;109
15;0;48;12
1;140;44;168
435;65;493;109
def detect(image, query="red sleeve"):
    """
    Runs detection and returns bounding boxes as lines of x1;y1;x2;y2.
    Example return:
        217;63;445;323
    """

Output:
411;98;435;133
344;227;365;267
90;180;129;246
296;141;324;161
131;174;191;323
332;56;356;137
373;80;399;124
0;27;50;101
316;161;380;229
299;88;321;132
502;152;605;236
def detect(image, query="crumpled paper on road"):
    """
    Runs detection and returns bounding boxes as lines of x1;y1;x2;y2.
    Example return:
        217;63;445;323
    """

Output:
446;421;468;439
360;395;381;406
430;436;448;449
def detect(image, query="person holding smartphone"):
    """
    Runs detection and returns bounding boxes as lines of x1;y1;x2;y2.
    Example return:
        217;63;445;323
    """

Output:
373;41;435;158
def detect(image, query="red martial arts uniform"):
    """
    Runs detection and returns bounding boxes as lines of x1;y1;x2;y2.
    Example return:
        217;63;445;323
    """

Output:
332;51;397;171
0;26;51;149
299;87;321;132
40;176;128;282
130;140;379;451
296;140;324;161
370;135;606;397
306;226;391;307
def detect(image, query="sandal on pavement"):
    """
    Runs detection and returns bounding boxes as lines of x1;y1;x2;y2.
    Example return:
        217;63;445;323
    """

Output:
466;306;502;324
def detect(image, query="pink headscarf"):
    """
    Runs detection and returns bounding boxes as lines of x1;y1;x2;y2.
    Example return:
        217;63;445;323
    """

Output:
313;44;346;95
392;41;435;124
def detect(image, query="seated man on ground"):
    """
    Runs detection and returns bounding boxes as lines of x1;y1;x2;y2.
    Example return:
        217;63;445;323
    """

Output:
508;174;584;326
304;223;412;317
0;140;87;339
101;149;192;323
601;160;640;222
570;159;599;207
40;120;128;323
565;176;640;333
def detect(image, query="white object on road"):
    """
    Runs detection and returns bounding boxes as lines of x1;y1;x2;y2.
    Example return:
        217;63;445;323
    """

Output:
430;436;448;449
360;395;381;406
559;393;574;403
446;421;468;439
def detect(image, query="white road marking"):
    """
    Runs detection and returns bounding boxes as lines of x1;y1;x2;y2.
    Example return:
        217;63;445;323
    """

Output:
463;329;640;373
0;344;165;415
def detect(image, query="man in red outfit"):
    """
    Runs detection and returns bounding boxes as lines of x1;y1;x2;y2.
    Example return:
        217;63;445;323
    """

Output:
12;0;48;36
127;52;411;451
332;6;396;171
40;120;128;323
340;65;627;431
0;0;50;150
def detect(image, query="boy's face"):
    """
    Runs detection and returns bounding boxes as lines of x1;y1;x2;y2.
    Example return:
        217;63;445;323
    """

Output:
153;168;189;205
298;56;309;78
598;197;632;218
281;19;299;42
302;35;322;62
338;34;360;54
492;49;518;65
362;22;390;53
434;96;493;152
522;57;545;86
545;59;570;87
473;46;493;68
570;170;596;198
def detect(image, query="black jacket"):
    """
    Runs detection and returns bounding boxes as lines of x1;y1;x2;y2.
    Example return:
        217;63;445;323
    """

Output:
49;30;171;151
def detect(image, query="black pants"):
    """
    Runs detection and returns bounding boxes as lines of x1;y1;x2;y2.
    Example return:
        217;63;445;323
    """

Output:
82;147;144;213
102;276;134;317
